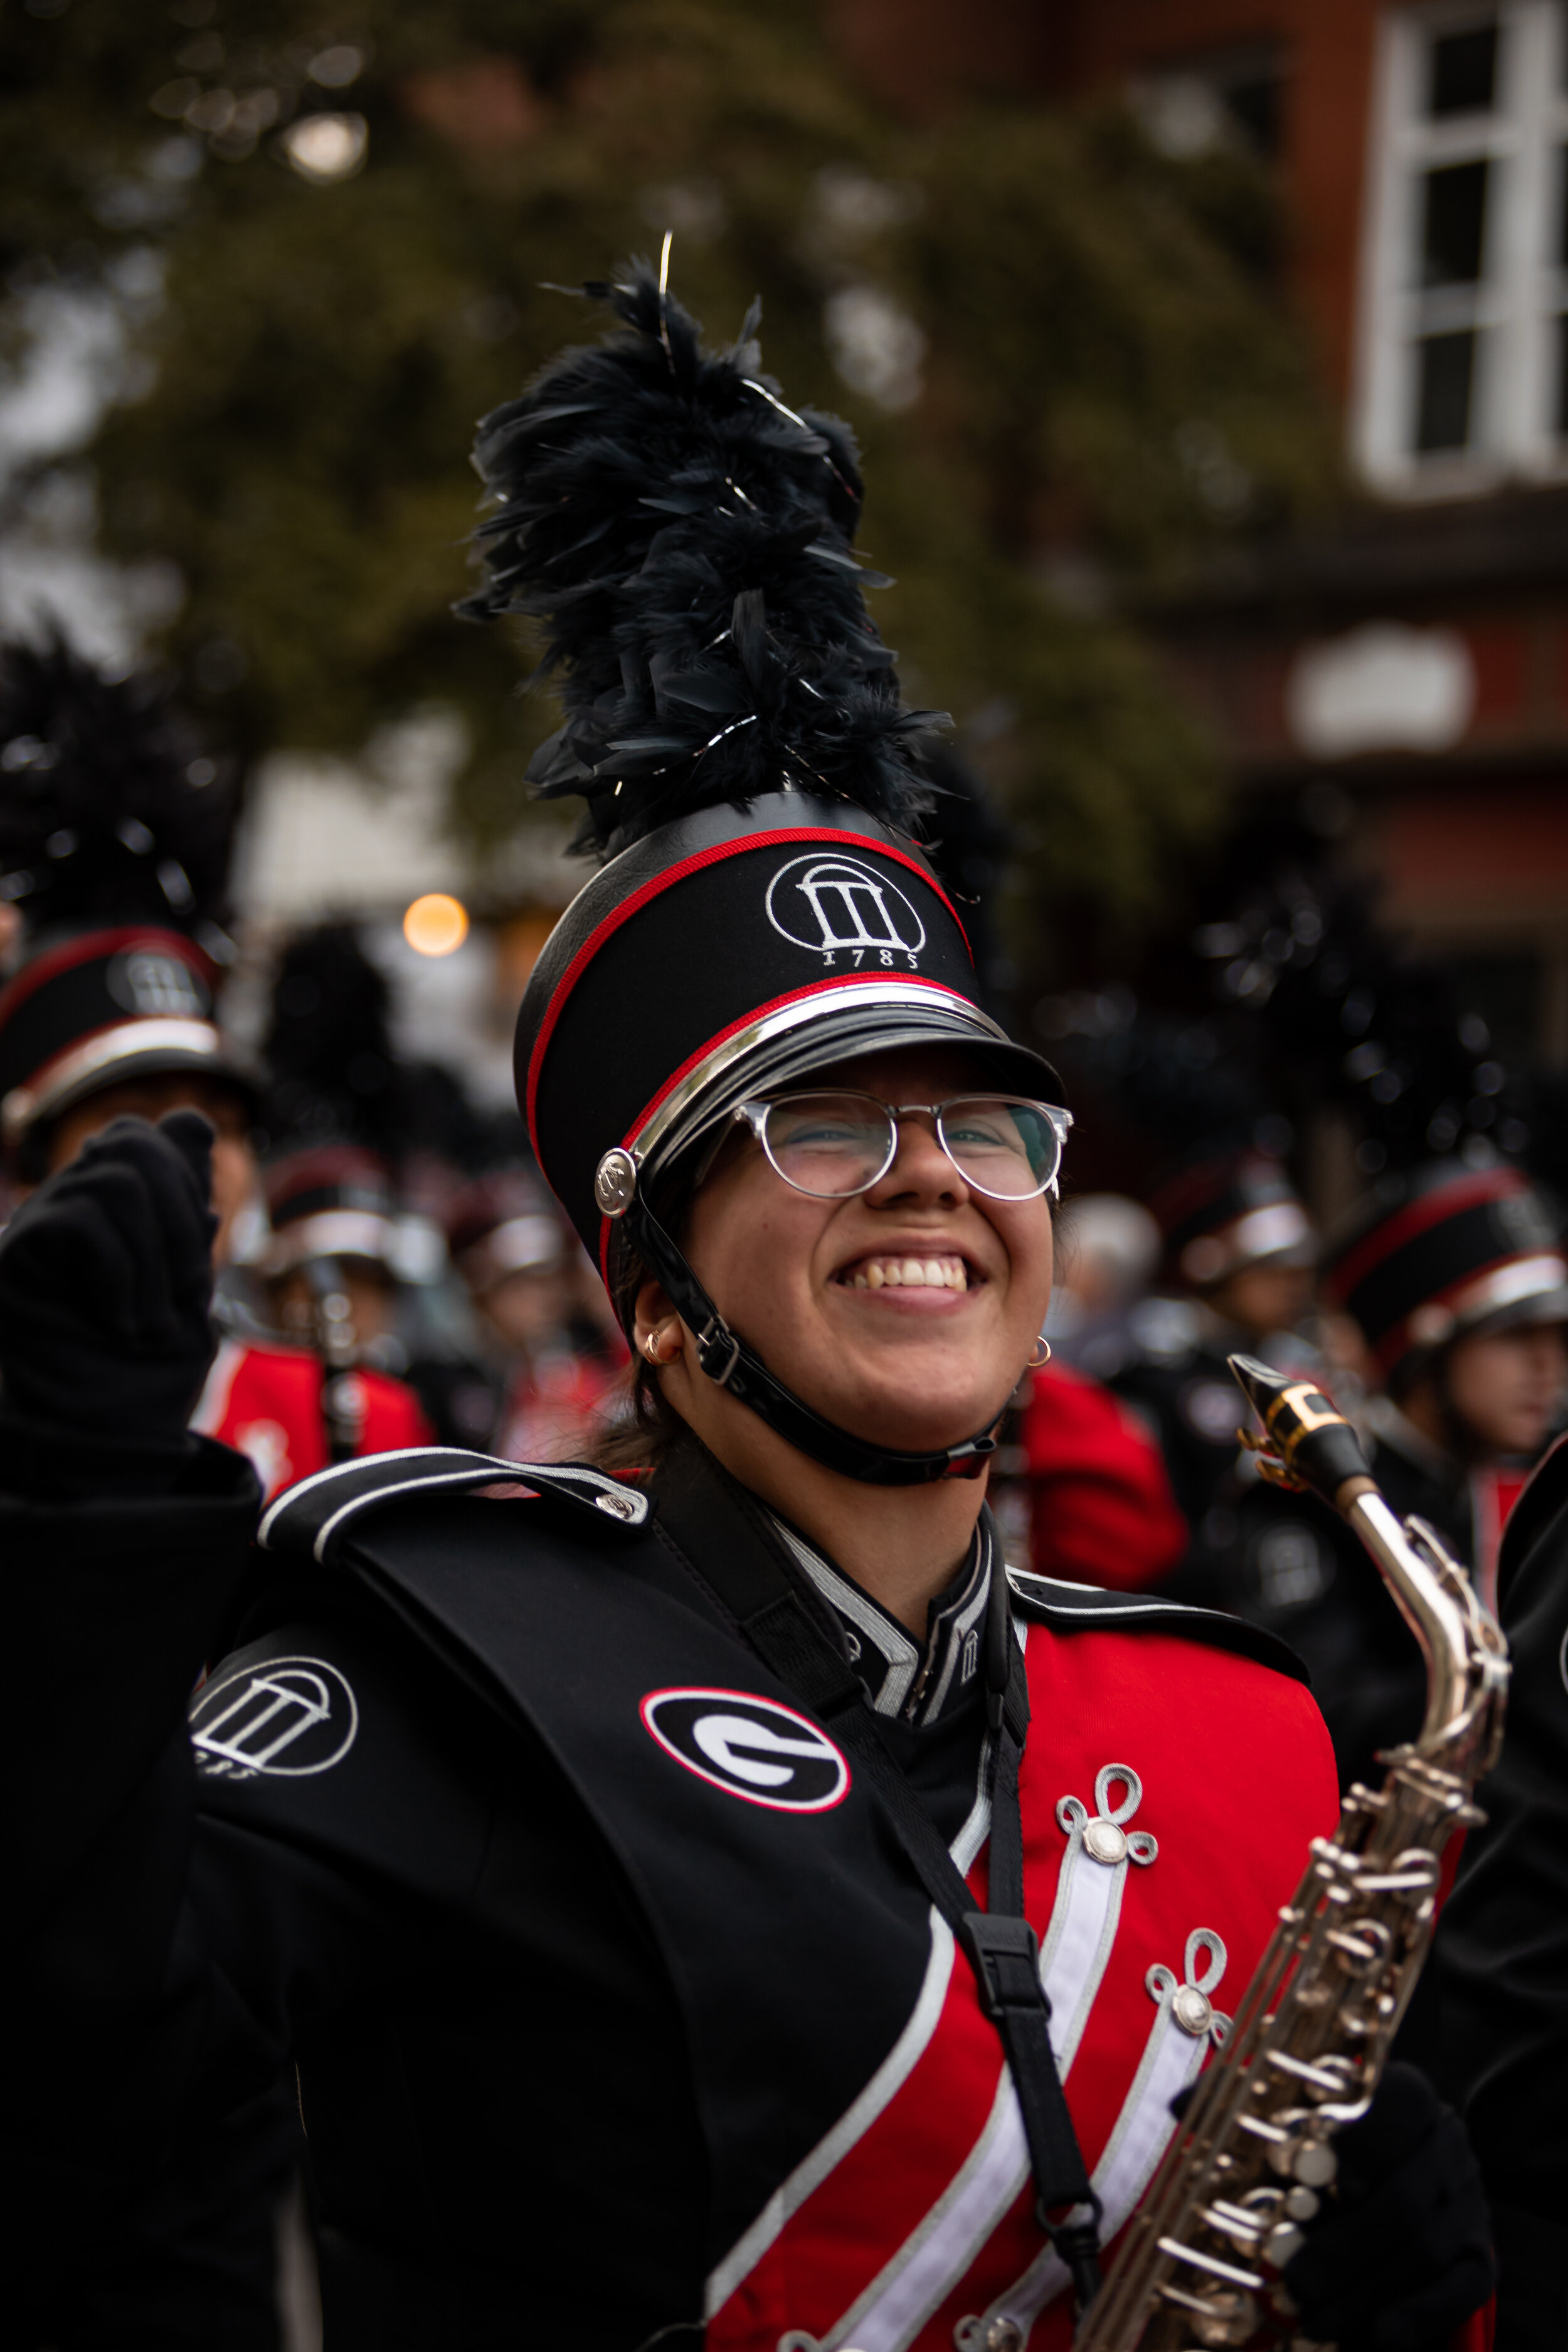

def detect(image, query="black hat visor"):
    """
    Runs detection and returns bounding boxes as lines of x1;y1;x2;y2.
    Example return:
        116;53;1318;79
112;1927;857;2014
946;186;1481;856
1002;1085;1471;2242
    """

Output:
615;983;1066;1299
3;1019;258;1151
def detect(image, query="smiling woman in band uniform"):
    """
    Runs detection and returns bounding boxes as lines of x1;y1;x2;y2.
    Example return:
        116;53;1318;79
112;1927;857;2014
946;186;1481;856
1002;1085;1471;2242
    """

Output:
1;265;1493;2352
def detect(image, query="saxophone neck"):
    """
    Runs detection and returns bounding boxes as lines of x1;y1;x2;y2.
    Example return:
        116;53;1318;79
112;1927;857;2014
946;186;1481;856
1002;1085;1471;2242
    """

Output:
1345;1491;1508;1771
1227;1353;1508;1771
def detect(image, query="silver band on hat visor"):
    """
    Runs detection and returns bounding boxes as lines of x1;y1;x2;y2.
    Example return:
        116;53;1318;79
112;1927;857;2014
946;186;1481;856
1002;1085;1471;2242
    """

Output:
1;1017;226;1145
1403;1251;1568;1347
591;978;1018;1217
263;1210;399;1278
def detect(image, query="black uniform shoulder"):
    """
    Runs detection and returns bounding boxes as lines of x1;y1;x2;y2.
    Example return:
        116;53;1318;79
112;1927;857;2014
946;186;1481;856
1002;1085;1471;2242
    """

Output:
1007;1566;1313;1687
189;1585;502;1900
258;1444;649;1569
1496;1431;1568;1611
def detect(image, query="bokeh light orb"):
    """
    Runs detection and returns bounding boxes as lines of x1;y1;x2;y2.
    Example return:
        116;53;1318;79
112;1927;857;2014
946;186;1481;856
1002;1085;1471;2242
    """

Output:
282;112;368;185
403;893;469;957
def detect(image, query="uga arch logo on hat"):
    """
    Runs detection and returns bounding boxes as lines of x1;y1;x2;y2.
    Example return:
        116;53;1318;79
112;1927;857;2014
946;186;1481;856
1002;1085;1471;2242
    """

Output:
640;1687;850;1813
765;850;927;965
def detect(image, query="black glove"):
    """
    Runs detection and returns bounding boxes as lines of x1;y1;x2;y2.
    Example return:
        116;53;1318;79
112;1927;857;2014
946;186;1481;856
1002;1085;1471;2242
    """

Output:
1283;2062;1495;2351
0;1112;217;1485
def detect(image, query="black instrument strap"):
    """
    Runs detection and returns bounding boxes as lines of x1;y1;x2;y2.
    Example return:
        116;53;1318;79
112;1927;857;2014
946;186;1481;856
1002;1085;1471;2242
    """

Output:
649;1443;1103;2306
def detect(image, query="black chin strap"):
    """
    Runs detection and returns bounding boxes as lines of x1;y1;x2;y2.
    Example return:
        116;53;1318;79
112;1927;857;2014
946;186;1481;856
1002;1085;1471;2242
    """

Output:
627;1197;1005;1488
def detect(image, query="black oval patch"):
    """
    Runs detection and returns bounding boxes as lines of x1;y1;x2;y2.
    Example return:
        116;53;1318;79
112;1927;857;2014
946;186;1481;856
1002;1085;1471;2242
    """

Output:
640;1687;850;1813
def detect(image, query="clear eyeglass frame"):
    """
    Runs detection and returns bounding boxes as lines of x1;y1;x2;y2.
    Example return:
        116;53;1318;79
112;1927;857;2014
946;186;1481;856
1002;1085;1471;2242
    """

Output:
729;1089;1073;1204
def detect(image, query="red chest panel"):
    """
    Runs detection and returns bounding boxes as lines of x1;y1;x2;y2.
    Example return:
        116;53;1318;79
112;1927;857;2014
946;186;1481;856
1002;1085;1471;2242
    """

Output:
708;1623;1337;2352
192;1338;434;1500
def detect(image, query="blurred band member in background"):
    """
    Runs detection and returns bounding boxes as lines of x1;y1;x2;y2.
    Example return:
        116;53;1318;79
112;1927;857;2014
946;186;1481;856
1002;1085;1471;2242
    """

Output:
1222;1158;1568;1791
1327;1159;1568;1613
194;1145;434;1499
443;1170;625;1461
1039;1193;1160;1382
0;637;259;1248
1109;1152;1317;1559
1019;1195;1187;1589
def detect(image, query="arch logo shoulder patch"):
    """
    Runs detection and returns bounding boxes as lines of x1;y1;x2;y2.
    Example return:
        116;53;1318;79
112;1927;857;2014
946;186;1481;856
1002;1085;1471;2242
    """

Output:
189;1655;359;1781
640;1687;850;1813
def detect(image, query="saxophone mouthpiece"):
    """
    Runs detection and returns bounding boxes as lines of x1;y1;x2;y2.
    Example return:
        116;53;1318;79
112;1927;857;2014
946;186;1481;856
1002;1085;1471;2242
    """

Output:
1227;1353;1375;1512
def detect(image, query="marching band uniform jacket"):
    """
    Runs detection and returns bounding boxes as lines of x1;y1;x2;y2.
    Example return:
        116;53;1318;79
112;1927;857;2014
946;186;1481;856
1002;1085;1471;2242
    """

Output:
7;1432;1337;2352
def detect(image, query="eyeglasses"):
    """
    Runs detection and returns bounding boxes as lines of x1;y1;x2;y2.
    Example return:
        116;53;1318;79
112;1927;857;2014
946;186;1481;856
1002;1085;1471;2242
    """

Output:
731;1090;1072;1204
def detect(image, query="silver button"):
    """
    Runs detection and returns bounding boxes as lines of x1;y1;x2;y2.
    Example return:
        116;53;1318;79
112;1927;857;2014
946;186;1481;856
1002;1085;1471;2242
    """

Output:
594;1490;639;1521
1172;1983;1214;2036
594;1147;638;1216
1083;1818;1128;1865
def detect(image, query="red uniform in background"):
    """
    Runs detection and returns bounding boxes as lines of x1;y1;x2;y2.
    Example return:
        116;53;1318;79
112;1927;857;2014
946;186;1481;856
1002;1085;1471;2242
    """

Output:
192;1335;435;1502
1021;1360;1189;1591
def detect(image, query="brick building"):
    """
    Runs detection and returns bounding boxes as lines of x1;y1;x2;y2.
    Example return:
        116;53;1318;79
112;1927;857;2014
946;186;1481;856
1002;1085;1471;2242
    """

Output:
833;0;1568;1071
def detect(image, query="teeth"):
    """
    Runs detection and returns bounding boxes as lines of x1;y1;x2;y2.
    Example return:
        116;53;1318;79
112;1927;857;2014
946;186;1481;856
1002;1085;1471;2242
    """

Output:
844;1256;970;1291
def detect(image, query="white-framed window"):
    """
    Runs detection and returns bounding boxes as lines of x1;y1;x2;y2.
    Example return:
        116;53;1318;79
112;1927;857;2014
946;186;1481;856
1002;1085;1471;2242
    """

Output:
1355;1;1568;491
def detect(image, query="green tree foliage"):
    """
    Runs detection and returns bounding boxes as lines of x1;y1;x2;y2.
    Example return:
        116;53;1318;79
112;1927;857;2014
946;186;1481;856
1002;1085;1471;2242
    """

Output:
0;0;1336;948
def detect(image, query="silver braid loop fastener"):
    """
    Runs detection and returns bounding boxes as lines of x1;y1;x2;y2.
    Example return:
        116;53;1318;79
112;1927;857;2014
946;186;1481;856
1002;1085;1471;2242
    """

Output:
1056;1764;1159;1870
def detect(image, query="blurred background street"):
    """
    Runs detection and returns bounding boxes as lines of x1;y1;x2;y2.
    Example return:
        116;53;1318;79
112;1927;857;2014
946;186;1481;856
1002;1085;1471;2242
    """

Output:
6;0;1565;1202
4;0;1568;1573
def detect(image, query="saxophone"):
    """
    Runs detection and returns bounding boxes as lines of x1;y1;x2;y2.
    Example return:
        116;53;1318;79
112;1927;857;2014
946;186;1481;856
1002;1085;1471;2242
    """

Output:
1075;1353;1508;2352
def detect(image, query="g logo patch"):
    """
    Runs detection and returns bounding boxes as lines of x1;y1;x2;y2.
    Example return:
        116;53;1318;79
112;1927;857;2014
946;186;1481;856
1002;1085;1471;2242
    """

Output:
640;1687;850;1812
189;1656;359;1781
765;852;926;961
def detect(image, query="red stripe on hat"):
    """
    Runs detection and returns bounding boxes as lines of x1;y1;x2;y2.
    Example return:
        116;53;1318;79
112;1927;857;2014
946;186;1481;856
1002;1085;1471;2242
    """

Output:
0;925;214;1031
593;970;973;1285
524;829;969;1152
1327;1167;1527;1306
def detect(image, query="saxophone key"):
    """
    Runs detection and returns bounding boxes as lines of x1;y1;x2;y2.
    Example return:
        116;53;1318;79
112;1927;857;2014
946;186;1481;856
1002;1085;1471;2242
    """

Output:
1263;2219;1307;2267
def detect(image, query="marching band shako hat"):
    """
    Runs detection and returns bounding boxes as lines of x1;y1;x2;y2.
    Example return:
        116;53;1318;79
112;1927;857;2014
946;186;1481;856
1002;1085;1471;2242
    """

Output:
469;260;1064;1486
444;1168;565;1295
1151;1152;1315;1291
262;1145;400;1280
0;923;240;1157
0;637;254;1172
1324;1157;1568;1385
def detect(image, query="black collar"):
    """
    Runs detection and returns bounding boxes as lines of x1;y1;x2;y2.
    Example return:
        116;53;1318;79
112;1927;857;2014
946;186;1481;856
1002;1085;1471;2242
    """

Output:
769;1513;992;1727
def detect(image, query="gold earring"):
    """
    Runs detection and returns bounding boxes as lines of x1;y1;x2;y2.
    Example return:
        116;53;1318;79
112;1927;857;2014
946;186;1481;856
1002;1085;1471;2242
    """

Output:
644;1330;660;1364
1025;1336;1052;1370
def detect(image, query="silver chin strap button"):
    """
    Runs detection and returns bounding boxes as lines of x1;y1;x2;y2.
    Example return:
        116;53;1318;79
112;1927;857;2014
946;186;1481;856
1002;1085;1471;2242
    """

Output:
594;1147;639;1217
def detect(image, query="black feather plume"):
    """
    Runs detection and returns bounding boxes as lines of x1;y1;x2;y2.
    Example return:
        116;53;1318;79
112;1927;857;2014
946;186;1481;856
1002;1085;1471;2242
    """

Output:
261;920;489;1171
0;633;235;945
459;258;945;856
262;922;395;1155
